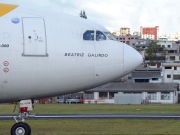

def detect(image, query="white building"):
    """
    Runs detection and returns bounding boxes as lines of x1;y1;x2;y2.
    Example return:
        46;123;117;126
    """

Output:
159;32;180;41
162;63;180;85
83;68;179;104
84;83;178;104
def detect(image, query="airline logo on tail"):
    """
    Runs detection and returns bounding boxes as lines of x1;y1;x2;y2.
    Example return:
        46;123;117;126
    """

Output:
0;3;18;17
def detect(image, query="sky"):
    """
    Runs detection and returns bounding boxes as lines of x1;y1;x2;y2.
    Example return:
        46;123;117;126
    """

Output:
2;0;180;35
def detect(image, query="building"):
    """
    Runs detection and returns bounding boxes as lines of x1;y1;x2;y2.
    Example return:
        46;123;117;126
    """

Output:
162;63;180;85
131;68;162;83
120;27;130;36
141;26;159;40
115;35;140;45
158;41;180;62
83;66;179;104
159;32;180;41
131;30;140;36
159;35;168;41
168;32;180;41
84;83;178;104
112;31;120;36
134;39;149;49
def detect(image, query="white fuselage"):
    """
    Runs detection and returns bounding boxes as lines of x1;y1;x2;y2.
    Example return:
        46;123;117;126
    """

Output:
0;4;142;103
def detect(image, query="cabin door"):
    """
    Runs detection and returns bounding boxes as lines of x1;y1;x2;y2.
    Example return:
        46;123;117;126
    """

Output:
22;17;48;56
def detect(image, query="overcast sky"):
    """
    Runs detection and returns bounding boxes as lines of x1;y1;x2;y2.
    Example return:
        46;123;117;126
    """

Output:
2;0;180;34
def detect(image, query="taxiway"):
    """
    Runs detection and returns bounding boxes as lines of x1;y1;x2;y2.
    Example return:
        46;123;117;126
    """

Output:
1;114;180;120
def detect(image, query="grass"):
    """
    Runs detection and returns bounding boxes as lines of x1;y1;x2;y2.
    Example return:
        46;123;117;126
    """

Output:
1;103;180;114
1;119;180;135
1;104;180;134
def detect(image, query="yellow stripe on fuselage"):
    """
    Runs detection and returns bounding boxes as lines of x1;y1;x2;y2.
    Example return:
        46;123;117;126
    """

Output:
0;3;18;17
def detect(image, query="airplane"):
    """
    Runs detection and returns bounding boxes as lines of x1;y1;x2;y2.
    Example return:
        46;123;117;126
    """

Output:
0;2;142;135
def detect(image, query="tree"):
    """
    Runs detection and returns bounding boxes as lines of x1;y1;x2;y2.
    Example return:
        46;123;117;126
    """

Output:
145;40;166;62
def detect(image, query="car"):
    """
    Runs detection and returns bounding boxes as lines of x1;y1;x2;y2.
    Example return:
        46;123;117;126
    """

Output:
65;97;79;104
57;96;65;103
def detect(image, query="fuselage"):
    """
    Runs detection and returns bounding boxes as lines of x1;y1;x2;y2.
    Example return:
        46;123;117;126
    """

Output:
0;3;142;103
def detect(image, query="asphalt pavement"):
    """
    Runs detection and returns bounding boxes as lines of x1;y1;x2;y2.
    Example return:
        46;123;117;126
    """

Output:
1;114;180;120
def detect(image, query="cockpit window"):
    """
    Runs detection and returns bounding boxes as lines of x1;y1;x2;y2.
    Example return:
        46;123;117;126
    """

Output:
96;31;106;41
104;32;117;41
83;30;94;41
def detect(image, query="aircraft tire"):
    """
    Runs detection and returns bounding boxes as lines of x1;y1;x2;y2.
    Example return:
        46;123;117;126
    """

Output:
11;122;31;135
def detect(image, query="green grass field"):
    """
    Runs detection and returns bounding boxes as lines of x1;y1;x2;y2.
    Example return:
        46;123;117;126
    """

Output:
1;103;180;114
1;104;180;135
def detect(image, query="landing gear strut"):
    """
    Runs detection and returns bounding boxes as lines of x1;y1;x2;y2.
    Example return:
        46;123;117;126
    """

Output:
11;99;33;135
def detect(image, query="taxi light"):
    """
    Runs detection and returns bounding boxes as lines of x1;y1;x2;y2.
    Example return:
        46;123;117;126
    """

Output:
20;107;28;112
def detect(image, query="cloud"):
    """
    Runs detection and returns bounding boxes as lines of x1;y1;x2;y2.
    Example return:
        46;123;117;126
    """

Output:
2;0;180;34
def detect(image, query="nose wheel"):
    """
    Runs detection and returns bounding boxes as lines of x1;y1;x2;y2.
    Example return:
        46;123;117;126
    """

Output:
11;122;31;135
11;99;33;135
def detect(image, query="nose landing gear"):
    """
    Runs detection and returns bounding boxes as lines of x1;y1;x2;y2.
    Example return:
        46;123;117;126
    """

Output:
11;122;31;135
11;99;33;135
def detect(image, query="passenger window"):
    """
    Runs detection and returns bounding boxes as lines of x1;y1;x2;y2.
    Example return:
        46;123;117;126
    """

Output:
96;31;106;41
83;30;94;41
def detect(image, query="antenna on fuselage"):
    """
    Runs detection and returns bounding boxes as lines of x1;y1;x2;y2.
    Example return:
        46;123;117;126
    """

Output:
80;10;87;19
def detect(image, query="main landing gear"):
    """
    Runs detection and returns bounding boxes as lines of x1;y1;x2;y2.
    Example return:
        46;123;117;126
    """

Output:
11;99;33;135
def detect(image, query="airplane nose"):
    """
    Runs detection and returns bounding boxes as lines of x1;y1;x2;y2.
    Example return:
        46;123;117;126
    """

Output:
123;44;143;75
